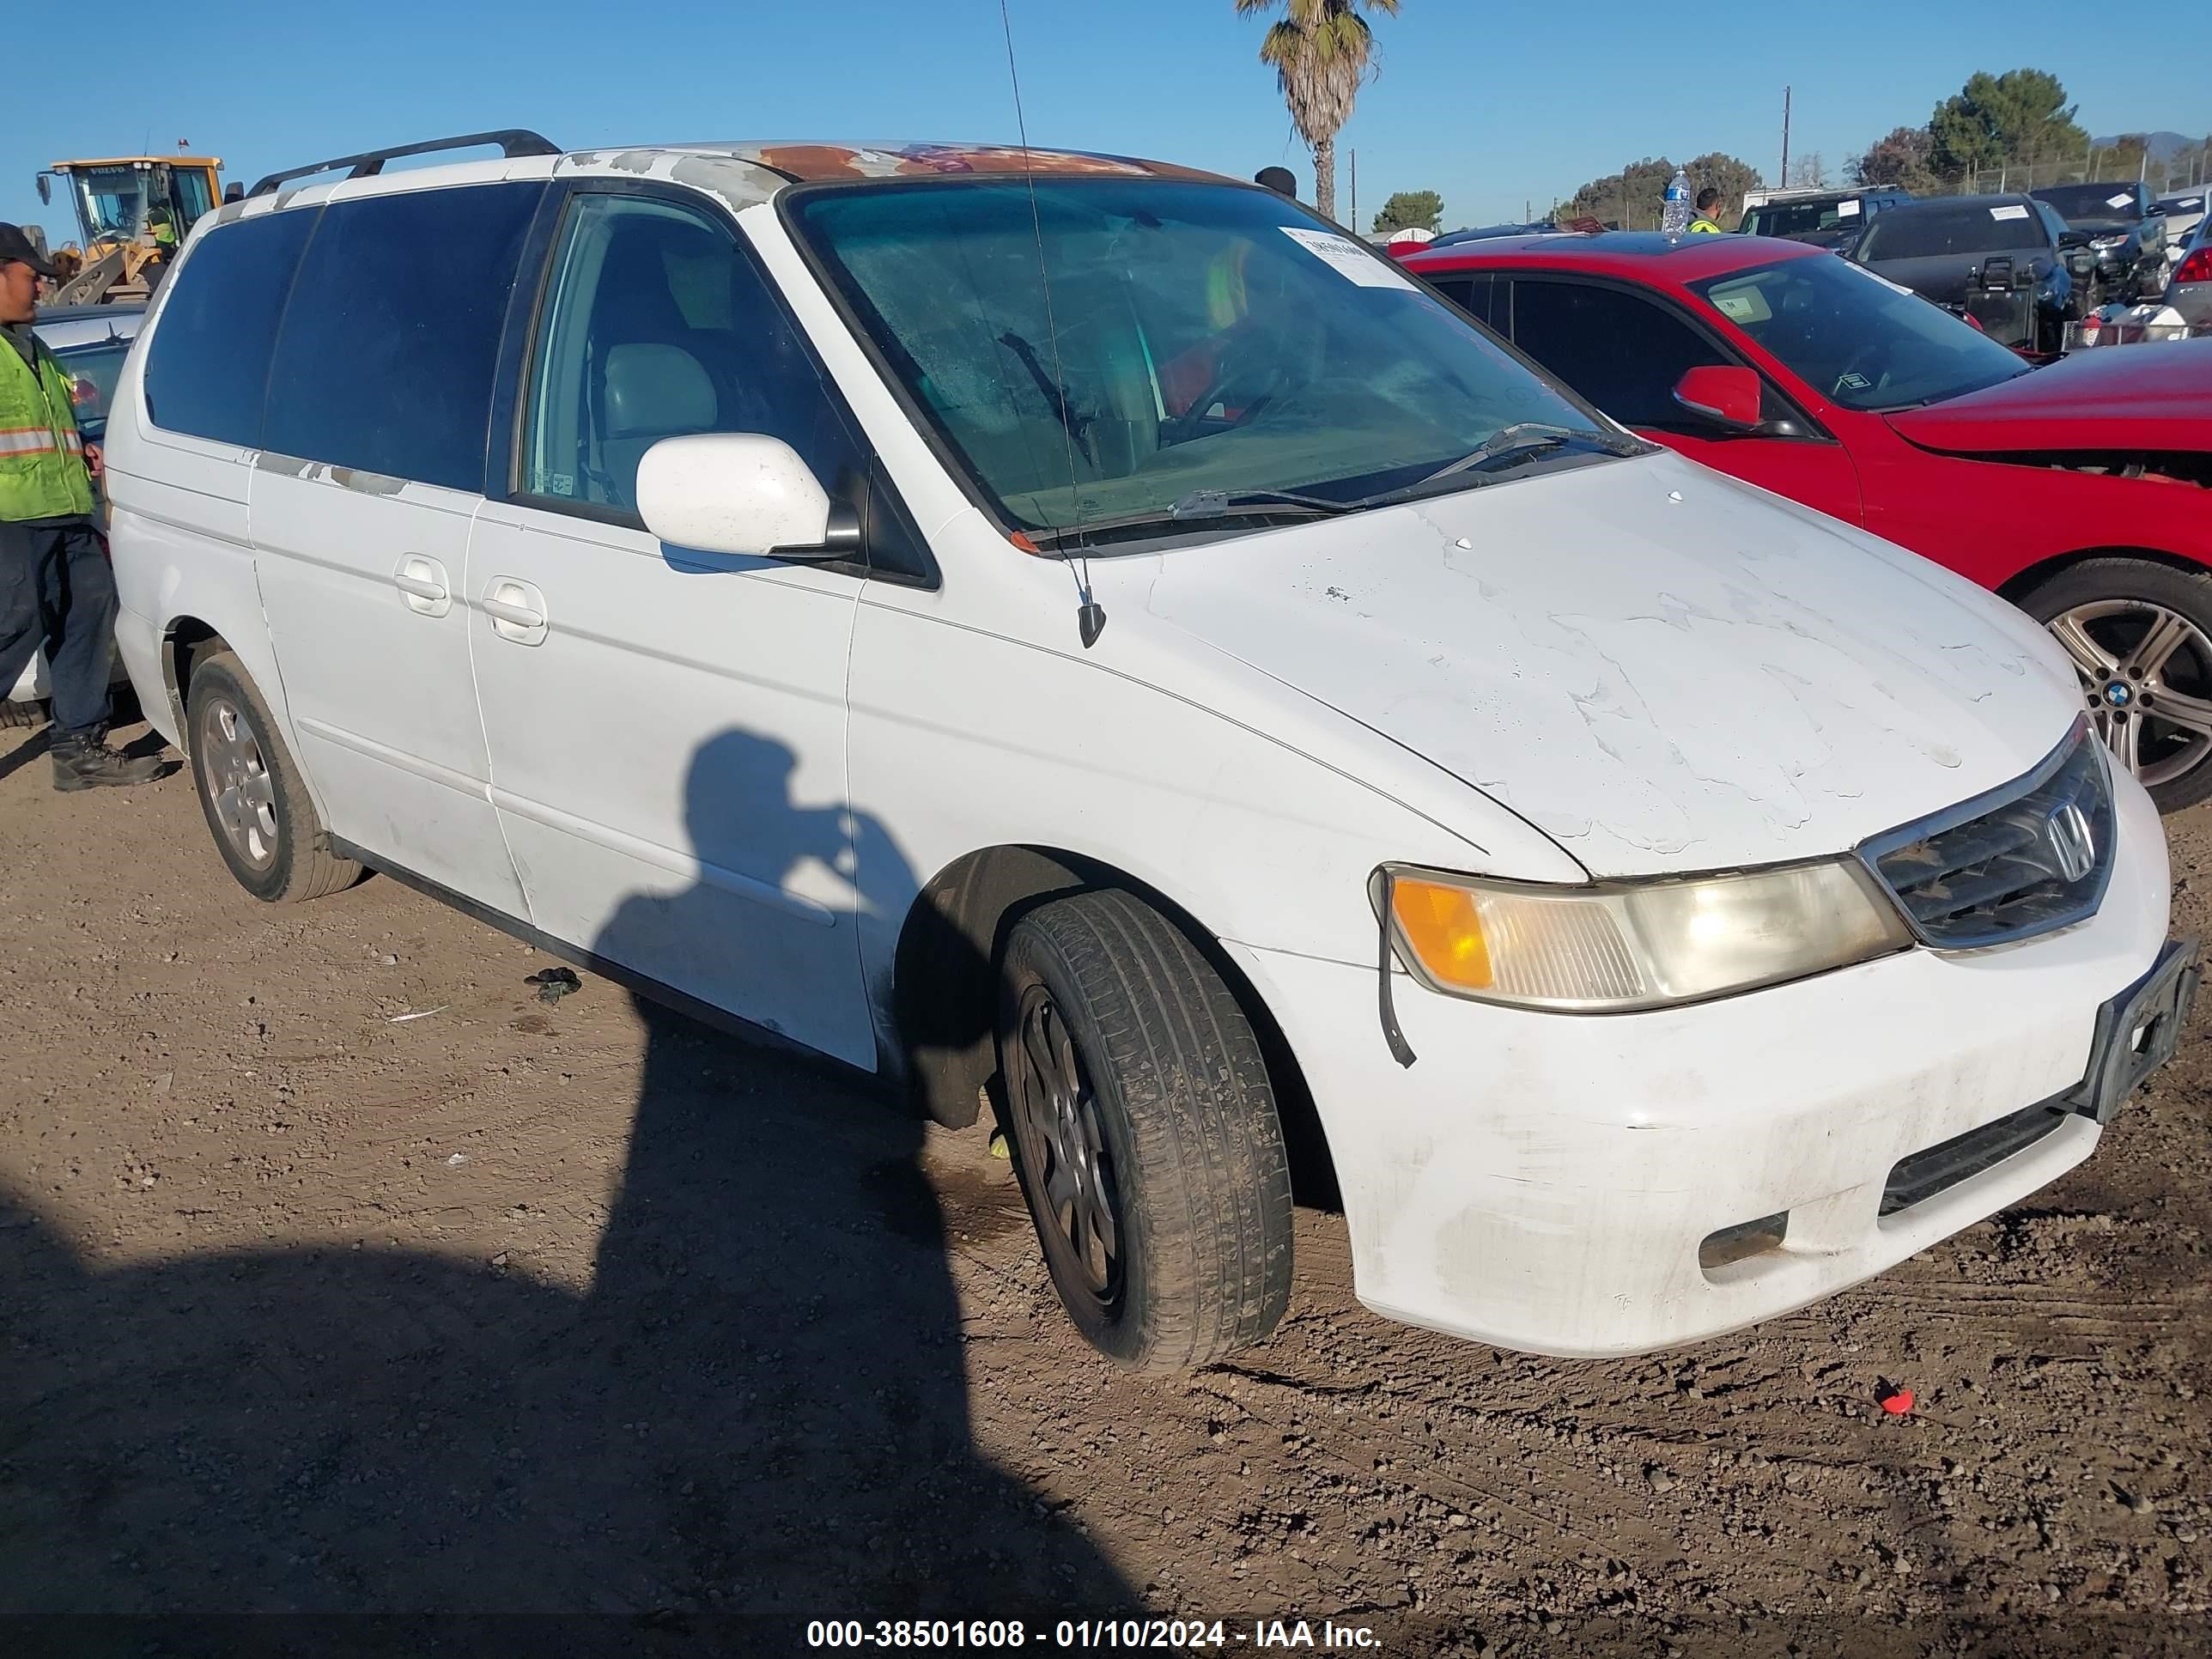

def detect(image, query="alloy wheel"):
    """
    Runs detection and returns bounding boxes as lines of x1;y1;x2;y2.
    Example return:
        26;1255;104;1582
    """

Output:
2047;599;2212;787
1008;983;1123;1307
198;695;280;868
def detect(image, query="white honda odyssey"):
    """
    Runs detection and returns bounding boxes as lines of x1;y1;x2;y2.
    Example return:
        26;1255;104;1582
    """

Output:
102;133;2193;1370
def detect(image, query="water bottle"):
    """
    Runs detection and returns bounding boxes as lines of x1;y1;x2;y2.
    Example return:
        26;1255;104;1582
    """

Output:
1661;167;1692;234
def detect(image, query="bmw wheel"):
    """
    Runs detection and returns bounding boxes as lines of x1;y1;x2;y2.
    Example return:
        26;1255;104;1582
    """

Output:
2021;559;2212;813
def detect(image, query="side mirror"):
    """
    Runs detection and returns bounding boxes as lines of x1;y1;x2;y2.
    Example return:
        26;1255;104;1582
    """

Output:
35;173;52;205
2057;228;2089;249
635;433;860;562
1672;365;1764;433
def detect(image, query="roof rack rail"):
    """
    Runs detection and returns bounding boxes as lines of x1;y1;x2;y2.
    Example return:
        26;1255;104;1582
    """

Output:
248;130;561;198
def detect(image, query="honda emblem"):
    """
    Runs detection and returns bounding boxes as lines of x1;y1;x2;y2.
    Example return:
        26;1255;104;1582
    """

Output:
2045;801;2096;884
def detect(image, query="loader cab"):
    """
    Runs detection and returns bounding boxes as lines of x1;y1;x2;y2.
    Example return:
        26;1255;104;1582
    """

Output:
37;156;224;250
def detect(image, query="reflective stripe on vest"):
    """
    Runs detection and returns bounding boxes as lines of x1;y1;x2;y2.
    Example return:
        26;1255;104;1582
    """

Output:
0;338;95;521
0;425;82;456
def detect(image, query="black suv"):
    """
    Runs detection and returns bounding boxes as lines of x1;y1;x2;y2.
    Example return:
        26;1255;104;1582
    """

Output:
1739;186;1914;254
2029;181;2168;301
1850;194;2095;355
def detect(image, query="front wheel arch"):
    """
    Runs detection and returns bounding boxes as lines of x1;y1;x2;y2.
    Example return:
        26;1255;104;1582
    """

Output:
1996;545;2208;607
890;845;1337;1207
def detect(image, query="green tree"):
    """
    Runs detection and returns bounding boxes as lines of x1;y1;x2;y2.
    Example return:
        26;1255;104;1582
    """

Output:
1850;126;1941;195
1372;189;1443;234
1237;0;1401;222
1557;154;1759;231
1927;69;2088;181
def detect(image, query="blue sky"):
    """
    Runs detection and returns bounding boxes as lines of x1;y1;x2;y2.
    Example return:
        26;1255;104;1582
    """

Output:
4;0;2203;243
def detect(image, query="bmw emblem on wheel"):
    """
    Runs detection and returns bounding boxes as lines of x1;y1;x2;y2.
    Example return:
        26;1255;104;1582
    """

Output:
2045;800;2097;884
2104;681;2134;708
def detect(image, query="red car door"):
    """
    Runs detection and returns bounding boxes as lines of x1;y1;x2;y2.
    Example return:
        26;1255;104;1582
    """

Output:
1504;274;1865;525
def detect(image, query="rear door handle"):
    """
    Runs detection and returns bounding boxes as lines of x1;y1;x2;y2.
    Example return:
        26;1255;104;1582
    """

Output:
392;555;451;617
481;577;549;646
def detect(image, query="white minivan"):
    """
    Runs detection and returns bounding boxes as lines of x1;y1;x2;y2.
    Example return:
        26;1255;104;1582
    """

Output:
104;134;2193;1370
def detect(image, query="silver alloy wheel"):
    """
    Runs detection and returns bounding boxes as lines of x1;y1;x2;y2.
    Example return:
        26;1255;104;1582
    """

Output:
2046;600;2212;787
1009;983;1122;1305
197;695;280;869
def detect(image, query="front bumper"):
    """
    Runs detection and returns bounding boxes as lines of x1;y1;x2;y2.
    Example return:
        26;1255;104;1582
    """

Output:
1229;765;2175;1357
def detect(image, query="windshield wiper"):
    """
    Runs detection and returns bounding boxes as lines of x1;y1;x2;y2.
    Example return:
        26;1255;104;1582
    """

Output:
1387;423;1648;496
1168;487;1359;520
1025;488;1359;549
1346;424;1651;511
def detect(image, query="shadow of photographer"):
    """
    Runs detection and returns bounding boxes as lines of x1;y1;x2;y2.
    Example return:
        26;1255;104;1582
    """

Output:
2;726;1131;1644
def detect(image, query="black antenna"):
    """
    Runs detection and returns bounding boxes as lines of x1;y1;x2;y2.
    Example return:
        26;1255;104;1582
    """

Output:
998;0;1106;649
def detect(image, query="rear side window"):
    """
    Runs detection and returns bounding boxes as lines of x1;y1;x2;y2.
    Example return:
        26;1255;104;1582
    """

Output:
1509;278;1729;429
141;208;316;447
1424;270;1499;331
261;183;541;491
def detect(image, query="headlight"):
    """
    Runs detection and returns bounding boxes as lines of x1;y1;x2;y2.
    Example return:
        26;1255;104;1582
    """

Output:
2090;234;2127;251
1381;860;1912;1013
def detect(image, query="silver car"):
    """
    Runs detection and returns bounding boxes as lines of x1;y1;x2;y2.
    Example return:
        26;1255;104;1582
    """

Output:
2152;188;2207;258
2166;209;2212;326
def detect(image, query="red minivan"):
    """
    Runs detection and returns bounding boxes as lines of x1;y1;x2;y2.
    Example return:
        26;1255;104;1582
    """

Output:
1404;233;2212;810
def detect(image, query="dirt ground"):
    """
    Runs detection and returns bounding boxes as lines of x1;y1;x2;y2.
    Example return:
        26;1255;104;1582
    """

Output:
3;719;2207;1658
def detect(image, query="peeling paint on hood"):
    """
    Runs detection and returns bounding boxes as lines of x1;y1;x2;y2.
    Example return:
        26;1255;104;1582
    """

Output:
1135;451;2081;877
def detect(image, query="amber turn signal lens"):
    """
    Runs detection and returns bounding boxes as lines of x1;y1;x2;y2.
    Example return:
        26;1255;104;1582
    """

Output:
1389;876;1493;991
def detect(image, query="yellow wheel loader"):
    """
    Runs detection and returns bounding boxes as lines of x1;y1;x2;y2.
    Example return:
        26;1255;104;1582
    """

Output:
34;154;225;305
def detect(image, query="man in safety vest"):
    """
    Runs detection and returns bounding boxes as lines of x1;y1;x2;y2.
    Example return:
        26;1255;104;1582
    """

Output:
0;223;166;787
1686;188;1728;235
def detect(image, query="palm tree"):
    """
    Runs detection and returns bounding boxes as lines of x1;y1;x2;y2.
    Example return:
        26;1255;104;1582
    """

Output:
1237;0;1400;222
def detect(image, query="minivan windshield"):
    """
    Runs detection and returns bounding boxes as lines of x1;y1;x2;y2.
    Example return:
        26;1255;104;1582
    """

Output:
1856;202;2045;261
1693;255;2032;411
789;179;1623;538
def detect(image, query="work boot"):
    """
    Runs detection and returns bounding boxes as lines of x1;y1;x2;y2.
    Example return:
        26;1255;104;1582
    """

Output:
51;727;167;792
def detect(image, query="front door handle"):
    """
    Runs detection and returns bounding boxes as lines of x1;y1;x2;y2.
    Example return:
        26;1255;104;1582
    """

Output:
481;577;550;646
392;555;452;617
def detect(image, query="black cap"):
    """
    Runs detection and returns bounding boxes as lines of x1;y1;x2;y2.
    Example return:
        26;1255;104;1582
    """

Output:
0;222;58;277
1255;167;1297;198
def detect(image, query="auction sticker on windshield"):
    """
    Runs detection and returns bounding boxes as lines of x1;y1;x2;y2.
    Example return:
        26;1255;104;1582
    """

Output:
2109;193;2134;209
1837;198;1861;216
1279;226;1419;289
1991;205;2030;221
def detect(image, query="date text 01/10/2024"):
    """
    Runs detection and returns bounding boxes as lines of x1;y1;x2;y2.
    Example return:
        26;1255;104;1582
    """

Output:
804;1620;1382;1650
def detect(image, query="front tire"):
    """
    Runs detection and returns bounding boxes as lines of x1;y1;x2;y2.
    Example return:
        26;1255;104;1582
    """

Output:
185;651;361;903
2019;558;2212;813
997;890;1293;1373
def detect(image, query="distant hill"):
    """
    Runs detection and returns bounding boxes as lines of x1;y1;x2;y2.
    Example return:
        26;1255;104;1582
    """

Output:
2090;131;2198;161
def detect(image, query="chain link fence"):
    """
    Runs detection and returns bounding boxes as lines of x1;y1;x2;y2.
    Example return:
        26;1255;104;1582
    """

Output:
1925;149;2211;200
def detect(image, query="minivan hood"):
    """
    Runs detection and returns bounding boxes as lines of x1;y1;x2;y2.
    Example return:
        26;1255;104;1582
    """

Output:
1136;452;2079;878
1886;337;2212;453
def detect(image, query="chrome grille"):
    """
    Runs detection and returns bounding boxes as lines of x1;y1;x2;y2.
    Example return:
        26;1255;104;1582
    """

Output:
1859;725;2115;949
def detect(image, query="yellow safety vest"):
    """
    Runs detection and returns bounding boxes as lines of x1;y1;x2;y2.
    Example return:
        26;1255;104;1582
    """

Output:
1686;216;1725;235
0;337;94;522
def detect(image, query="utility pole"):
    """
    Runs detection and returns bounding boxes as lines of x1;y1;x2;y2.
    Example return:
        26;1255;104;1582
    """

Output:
1348;148;1357;231
1779;86;1791;188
